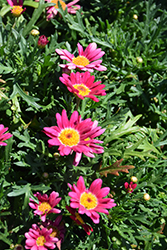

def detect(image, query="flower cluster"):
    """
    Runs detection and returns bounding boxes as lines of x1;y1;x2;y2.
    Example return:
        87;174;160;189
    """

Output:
26;192;65;250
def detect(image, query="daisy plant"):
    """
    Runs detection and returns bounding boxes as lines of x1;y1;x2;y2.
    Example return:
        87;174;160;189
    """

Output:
45;0;81;21
29;191;61;222
25;224;58;250
66;206;93;235
0;124;12;146
59;71;106;102
7;0;26;17
68;176;116;224
43;109;105;166
56;42;107;72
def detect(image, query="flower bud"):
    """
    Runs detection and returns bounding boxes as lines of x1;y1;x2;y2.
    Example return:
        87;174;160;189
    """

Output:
136;57;143;63
143;193;150;201
54;152;60;160
133;14;138;20
130;176;138;183
42;172;49;179
37;35;49;48
31;29;40;36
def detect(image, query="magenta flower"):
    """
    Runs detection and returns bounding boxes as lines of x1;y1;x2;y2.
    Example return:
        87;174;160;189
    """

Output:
43;109;105;166
124;182;137;193
7;0;26;17
29;191;61;222
25;224;58;250
56;42;107;72
68;176;116;224
59;71;106;102
66;206;93;235
37;35;49;48
42;216;65;250
46;0;81;21
0;124;12;146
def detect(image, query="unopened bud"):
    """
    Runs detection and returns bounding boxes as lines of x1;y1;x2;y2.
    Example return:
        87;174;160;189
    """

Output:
42;172;49;179
130;176;138;183
133;14;138;20
31;29;40;36
37;35;49;48
143;193;150;201
14;244;24;250
136;57;143;63
54;152;60;160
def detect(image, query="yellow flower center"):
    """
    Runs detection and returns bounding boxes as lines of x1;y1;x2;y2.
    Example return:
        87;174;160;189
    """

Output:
58;128;80;146
38;202;52;214
47;225;59;238
75;212;85;224
73;84;90;96
51;0;66;10
12;6;23;17
36;236;46;246
72;56;89;66
80;192;98;210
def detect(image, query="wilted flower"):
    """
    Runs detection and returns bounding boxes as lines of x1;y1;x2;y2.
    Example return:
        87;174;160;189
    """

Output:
143;193;151;201
66;206;93;235
37;35;49;48
68;176;116;224
43;109;105;166
13;244;24;250
0;124;12;146
130;176;138;183
56;42;107;72
31;29;40;36
45;0;81;21
25;224;58;250
124;182;137;193
59;71;106;102
7;0;26;17
29;191;61;222
42;216;65;250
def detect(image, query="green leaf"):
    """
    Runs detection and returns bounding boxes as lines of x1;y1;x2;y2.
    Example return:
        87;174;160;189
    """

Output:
10;83;42;110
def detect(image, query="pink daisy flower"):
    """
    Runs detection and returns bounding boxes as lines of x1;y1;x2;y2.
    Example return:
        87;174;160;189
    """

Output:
25;224;58;250
55;42;107;72
29;191;61;222
59;71;106;102
7;0;26;17
42;216;65;250
0;124;12;146
43;109;105;166
124;182;137;193
66;206;93;235
45;0;81;21
68;176;116;224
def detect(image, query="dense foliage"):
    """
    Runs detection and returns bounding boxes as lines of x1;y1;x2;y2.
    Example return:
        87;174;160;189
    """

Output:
0;0;167;249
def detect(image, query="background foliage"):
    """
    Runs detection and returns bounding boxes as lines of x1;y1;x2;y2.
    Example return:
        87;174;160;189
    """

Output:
0;0;167;249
